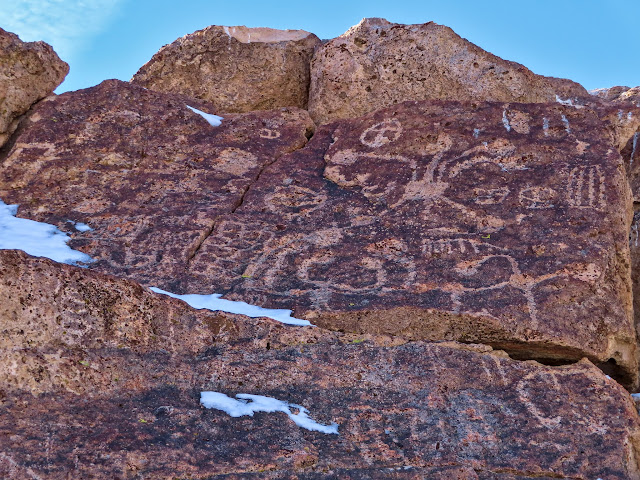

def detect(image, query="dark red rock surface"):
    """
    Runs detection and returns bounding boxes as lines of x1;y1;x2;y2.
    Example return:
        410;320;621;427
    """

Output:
1;251;639;479
1;85;637;386
191;100;638;386
0;79;314;288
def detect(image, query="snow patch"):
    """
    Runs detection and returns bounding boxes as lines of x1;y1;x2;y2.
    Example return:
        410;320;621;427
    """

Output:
542;117;549;136
186;105;223;127
68;220;92;232
0;199;92;265
200;392;339;434
632;132;639;167
473;128;480;139
555;95;575;106
149;287;313;326
502;110;511;132
561;115;571;133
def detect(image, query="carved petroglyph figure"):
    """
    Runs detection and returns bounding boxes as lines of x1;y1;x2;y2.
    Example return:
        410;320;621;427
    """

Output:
566;165;606;210
359;119;403;147
421;237;507;256
326;133;533;233
519;186;558;209
258;128;281;139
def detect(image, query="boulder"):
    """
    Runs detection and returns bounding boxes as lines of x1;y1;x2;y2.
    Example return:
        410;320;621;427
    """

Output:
1;250;639;479
0;27;68;147
0;79;315;288
2;88;636;386
308;18;590;125
131;25;321;113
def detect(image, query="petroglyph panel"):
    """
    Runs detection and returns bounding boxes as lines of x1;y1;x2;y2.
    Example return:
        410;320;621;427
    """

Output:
193;100;636;387
3;87;634;385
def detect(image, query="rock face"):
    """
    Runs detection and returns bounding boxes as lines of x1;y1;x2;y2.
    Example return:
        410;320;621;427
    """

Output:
1;250;639;479
2;83;637;387
131;25;321;113
191;100;637;387
308;18;590;125
592;85;640;106
0;79;314;288
0;28;68;147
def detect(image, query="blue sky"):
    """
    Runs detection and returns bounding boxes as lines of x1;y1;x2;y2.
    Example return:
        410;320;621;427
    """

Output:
1;0;639;94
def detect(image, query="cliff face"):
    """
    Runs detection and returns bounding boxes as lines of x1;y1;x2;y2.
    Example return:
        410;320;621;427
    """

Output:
2;19;640;479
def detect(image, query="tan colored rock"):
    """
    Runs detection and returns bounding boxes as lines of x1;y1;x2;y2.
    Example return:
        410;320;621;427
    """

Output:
0;27;68;147
131;25;321;113
308;18;590;124
592;85;640;106
1;250;639;478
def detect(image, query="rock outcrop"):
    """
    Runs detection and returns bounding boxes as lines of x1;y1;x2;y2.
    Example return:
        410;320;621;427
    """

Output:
2;82;637;387
3;22;640;480
0;28;68;147
2;250;639;479
592;85;640;106
308;18;590;125
131;25;321;113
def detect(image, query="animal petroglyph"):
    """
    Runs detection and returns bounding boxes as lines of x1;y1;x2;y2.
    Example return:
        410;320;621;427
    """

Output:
326;136;535;233
359;119;403;147
567;165;606;210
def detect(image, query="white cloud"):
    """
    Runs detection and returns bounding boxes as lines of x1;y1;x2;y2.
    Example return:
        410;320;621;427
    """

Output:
0;0;124;61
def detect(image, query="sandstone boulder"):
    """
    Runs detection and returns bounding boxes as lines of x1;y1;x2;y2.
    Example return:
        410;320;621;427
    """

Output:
1;250;639;479
308;18;590;124
0;79;314;288
0;28;68;147
131;25;321;113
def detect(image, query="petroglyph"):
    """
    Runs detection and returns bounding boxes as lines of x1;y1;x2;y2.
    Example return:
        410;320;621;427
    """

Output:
264;185;328;216
258;128;281;139
519;186;557;209
214;148;259;176
472;187;510;205
421;237;508;256
359;119;403;147
516;372;563;430
567;165;606;210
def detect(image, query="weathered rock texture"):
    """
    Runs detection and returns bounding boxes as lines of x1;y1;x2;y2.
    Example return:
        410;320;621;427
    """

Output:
308;18;590;125
131;25;321;113
191;100;638;387
0;28;68;147
1;82;637;386
1;250;639;479
0;79;314;287
592;86;640;106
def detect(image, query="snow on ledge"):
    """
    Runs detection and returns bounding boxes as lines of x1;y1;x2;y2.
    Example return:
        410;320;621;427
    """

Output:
186;105;223;127
149;287;313;326
200;392;339;434
0;199;92;265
